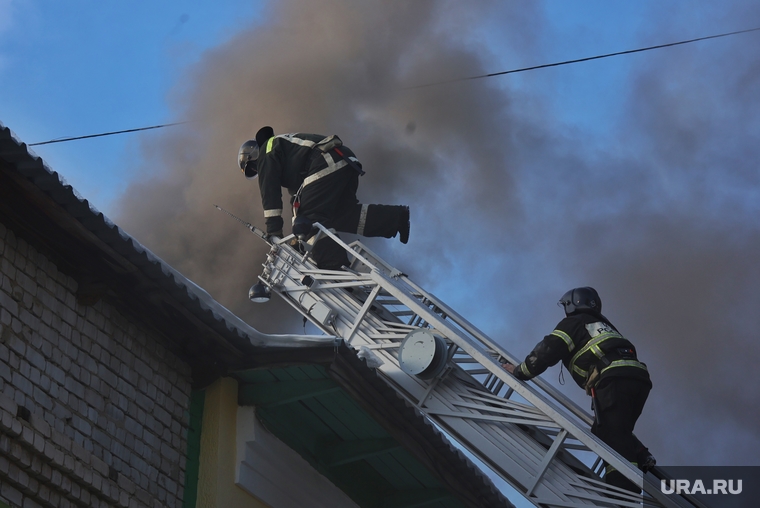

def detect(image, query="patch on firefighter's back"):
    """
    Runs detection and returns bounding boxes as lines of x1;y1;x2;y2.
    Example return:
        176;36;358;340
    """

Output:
585;322;614;337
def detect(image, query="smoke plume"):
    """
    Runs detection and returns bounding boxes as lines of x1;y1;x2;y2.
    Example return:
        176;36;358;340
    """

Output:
115;0;760;468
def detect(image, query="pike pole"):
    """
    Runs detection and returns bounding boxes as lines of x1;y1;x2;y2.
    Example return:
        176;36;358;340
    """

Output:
213;204;270;243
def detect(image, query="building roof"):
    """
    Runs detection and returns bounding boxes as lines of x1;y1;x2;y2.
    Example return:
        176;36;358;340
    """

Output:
0;122;513;508
0;122;335;386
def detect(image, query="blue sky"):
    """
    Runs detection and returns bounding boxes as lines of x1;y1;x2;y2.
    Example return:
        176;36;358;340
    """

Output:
3;1;760;506
3;0;648;207
1;1;257;205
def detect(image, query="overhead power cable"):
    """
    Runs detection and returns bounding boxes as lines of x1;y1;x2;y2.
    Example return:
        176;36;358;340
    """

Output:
28;27;760;146
404;26;760;90
28;122;187;147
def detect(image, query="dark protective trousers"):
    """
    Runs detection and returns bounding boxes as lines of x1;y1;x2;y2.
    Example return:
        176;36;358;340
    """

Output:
592;377;651;493
297;164;406;270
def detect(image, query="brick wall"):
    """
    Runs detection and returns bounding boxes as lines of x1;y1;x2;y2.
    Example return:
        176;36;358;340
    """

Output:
0;219;193;508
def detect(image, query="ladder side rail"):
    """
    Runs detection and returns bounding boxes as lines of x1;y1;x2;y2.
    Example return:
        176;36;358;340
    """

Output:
258;232;691;508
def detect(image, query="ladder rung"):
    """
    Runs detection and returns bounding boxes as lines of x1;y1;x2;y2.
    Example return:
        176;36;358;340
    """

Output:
461;368;490;375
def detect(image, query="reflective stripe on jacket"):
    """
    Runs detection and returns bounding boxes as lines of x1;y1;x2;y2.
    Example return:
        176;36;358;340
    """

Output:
256;133;323;221
513;312;650;390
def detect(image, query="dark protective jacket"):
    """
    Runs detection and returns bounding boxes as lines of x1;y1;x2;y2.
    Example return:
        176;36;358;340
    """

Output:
512;311;650;390
255;132;358;234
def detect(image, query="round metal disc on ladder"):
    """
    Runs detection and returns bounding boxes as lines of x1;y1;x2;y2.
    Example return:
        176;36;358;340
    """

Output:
398;329;448;380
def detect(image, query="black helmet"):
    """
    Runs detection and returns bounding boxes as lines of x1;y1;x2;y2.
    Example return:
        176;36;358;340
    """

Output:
238;140;259;178
558;287;601;315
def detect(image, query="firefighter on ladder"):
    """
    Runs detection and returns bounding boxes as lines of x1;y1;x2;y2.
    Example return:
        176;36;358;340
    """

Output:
502;287;656;493
238;126;410;270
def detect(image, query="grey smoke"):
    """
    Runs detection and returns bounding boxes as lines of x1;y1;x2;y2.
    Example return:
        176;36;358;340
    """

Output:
115;0;760;468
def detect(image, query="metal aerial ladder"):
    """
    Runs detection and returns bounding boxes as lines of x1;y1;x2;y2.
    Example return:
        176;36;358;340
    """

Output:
240;217;708;508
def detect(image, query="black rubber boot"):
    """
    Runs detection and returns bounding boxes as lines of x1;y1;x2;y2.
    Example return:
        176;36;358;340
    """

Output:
398;206;410;244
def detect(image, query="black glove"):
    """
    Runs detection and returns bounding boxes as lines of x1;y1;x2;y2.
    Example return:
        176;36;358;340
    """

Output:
265;230;283;241
292;216;315;237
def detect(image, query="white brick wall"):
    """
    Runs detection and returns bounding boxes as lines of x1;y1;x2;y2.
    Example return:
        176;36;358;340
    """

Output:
0;220;193;508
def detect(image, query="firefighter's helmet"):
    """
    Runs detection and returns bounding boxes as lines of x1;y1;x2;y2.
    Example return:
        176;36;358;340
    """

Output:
558;287;601;315
238;140;259;179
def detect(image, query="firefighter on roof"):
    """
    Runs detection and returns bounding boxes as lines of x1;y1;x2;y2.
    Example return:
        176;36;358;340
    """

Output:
238;126;410;270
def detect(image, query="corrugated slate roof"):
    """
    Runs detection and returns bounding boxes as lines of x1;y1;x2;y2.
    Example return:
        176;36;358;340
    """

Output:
0;121;514;508
0;122;334;351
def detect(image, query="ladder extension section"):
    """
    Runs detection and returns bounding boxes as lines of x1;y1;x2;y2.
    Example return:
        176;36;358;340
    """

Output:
253;225;705;508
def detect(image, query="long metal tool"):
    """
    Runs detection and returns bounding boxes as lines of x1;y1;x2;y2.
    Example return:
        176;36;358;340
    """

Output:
213;204;270;242
247;221;706;508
